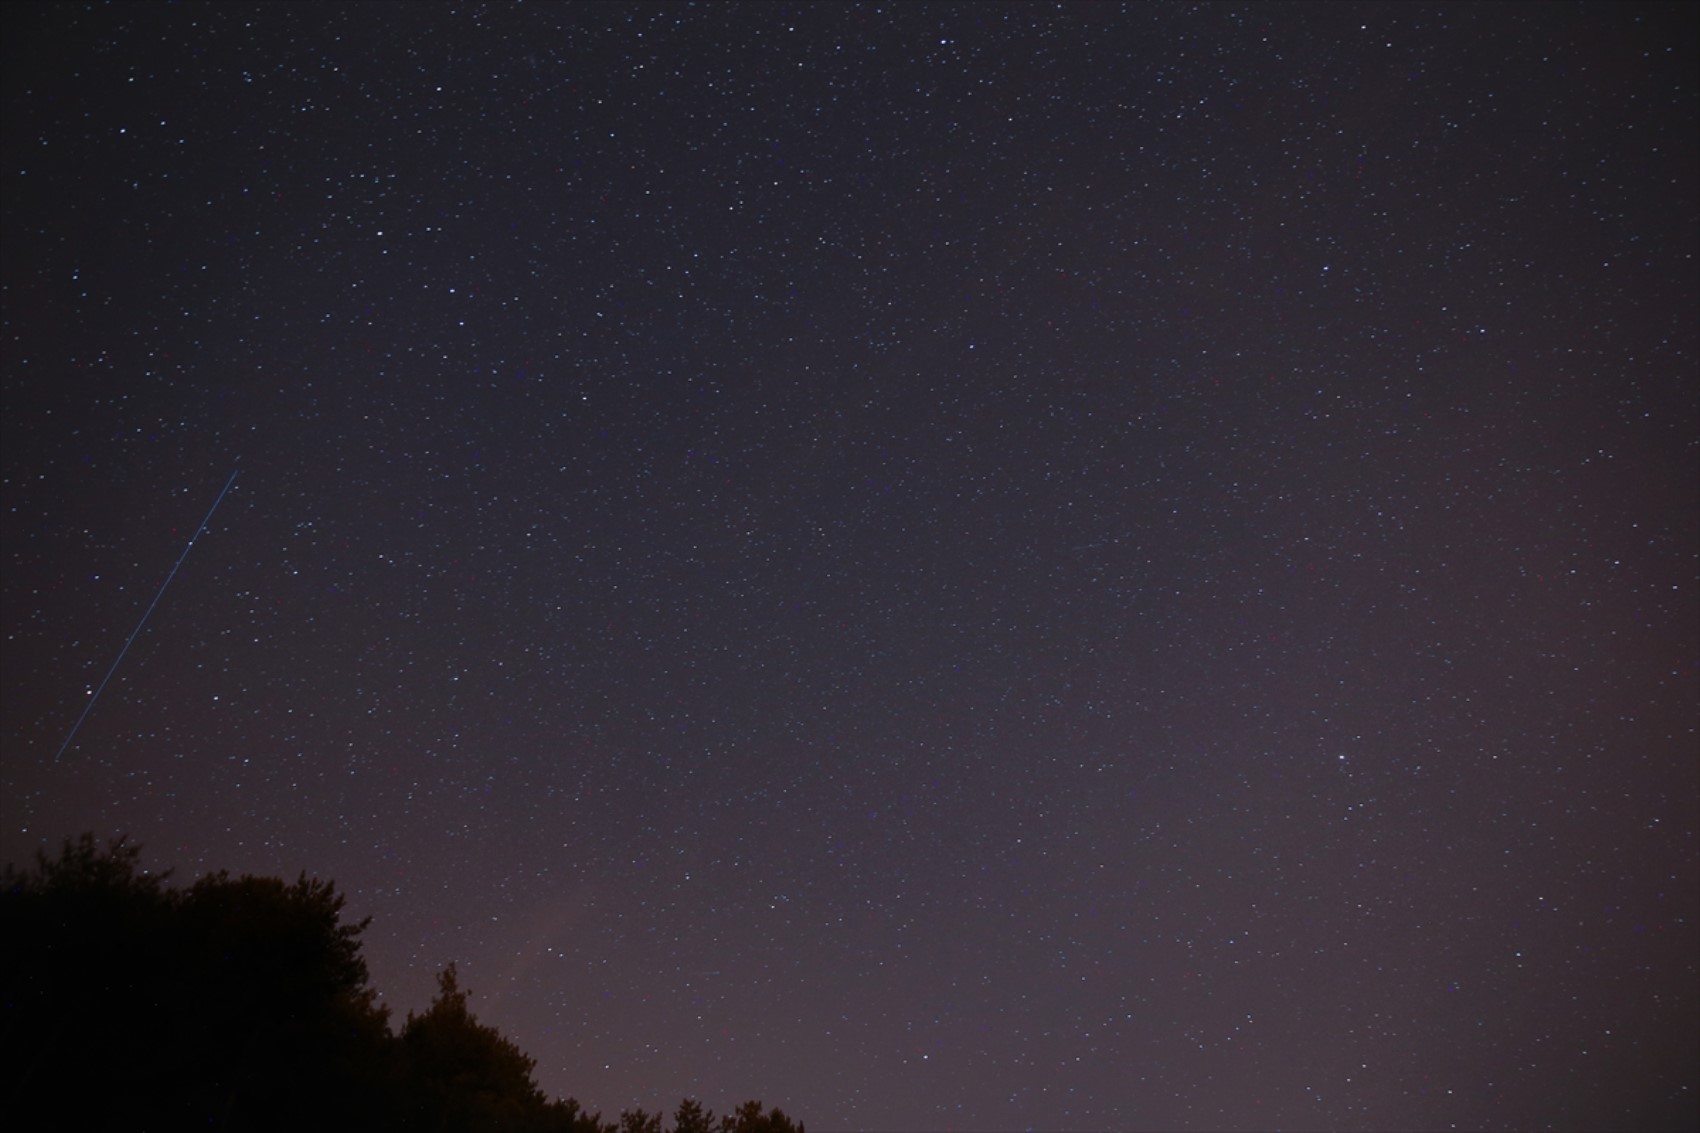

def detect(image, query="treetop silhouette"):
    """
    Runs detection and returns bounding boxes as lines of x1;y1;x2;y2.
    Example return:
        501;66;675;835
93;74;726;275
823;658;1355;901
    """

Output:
2;834;802;1133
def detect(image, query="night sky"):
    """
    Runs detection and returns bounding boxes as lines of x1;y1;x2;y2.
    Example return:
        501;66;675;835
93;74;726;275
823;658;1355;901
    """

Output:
3;3;1697;1130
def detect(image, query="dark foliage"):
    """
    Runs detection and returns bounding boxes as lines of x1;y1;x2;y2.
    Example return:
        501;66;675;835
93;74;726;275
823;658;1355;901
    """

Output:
1;835;801;1133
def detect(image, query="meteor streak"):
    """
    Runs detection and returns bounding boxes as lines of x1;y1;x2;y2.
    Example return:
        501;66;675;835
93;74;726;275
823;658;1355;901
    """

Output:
53;462;241;762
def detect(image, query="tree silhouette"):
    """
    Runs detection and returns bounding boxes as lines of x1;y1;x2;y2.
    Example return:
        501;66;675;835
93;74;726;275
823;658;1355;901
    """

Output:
1;834;804;1133
173;872;395;1126
617;1109;666;1133
671;1098;718;1133
2;834;394;1128
3;834;175;1111
396;962;553;1131
721;1100;805;1133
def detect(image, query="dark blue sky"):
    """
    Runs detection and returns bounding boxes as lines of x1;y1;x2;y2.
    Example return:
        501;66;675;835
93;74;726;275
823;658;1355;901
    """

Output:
4;3;1696;1129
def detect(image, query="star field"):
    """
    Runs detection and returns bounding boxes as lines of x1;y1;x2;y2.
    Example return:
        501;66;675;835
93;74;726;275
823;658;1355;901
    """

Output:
3;4;1697;1130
